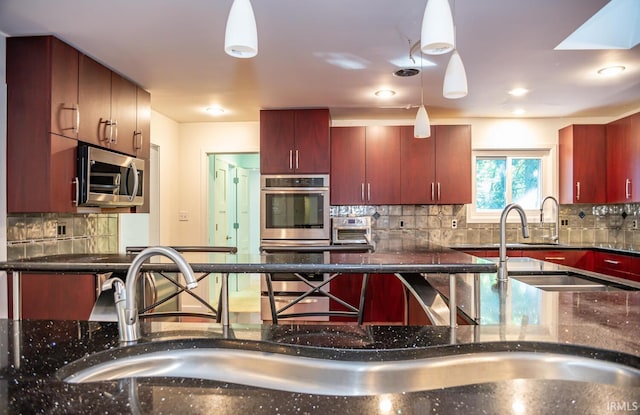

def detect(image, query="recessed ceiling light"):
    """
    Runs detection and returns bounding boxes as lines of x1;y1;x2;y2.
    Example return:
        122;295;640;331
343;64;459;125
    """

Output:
508;87;529;97
375;89;396;98
512;108;526;115
206;106;225;115
597;65;625;77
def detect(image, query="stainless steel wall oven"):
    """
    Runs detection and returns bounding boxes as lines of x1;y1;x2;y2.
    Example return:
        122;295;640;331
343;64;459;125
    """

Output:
260;174;330;243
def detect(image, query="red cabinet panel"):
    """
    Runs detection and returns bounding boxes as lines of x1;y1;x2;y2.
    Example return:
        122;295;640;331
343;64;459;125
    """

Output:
330;273;404;323
12;274;97;320
330;126;401;205
260;109;330;174
606;114;640;203
399;125;471;204
559;125;606;204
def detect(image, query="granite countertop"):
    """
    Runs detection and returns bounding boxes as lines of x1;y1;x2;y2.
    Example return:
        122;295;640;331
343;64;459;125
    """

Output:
1;244;639;413
1;318;639;414
0;243;497;275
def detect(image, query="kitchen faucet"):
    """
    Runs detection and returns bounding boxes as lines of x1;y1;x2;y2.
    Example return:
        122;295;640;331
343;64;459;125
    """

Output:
498;203;530;281
540;196;559;244
103;246;198;343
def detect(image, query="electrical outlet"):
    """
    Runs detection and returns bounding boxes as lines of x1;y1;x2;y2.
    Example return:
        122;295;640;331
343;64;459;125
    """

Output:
451;219;458;229
633;219;638;230
399;220;405;228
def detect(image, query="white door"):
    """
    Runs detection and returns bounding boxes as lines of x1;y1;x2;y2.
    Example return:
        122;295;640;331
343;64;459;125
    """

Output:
213;160;232;247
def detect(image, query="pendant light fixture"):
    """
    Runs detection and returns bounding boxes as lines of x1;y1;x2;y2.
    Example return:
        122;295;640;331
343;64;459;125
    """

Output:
442;1;467;98
420;0;455;55
224;0;258;58
414;52;431;138
443;50;467;98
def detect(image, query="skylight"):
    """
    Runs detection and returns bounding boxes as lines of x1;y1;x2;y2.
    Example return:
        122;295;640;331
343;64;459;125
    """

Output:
555;0;640;50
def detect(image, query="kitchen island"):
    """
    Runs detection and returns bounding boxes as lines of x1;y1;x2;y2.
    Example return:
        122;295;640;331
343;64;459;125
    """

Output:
1;246;639;413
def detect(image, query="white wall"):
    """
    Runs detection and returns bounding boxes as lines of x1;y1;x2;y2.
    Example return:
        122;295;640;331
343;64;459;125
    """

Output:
150;111;182;245
172;122;260;245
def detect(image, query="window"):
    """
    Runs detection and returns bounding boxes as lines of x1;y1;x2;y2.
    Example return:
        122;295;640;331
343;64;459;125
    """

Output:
468;150;553;222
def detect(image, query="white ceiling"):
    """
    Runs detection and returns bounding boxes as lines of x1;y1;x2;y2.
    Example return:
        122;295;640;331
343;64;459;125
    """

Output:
1;0;639;123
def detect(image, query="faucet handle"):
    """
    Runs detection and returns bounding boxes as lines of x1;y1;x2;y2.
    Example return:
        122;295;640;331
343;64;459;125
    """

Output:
102;277;126;304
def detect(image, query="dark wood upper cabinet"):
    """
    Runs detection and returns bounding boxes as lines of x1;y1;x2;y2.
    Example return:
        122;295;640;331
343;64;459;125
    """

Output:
330;126;367;204
559;124;606;204
400;126;436;204
330;126;401;205
110;72;138;155
7;36;79;140
260;109;330;174
606;114;639;203
434;125;472;204
7;35;151;213
399;125;471;204
78;54;112;146
365;126;401;204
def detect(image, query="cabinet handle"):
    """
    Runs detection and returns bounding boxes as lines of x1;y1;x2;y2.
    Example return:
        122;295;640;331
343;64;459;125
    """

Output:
110;120;118;144
367;183;371;201
576;181;580;201
295;150;299;169
626;178;631;199
62;103;80;134
361;183;365;201
603;259;621;266
289;150;293;170
437;182;441;201
129;161;139;202
544;257;565;261
431;182;435;201
73;177;79;206
134;130;144;151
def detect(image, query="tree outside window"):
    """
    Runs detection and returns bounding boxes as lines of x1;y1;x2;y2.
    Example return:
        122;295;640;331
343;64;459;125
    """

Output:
476;156;541;211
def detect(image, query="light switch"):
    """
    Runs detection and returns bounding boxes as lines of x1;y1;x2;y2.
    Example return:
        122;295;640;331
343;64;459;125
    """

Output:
179;211;189;221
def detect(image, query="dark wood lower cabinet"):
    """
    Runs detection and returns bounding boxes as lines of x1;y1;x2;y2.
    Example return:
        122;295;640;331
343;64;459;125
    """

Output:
12;274;97;320
330;273;405;323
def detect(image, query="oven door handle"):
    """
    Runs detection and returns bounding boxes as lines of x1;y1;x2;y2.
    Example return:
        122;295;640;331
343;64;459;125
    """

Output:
273;298;320;304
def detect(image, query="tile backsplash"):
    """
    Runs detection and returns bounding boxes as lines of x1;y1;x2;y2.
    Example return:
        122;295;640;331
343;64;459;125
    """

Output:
6;213;118;260
331;203;640;251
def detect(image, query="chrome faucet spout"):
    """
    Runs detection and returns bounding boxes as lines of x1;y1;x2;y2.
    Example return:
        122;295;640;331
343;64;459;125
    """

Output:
118;246;197;343
540;195;559;244
498;203;530;281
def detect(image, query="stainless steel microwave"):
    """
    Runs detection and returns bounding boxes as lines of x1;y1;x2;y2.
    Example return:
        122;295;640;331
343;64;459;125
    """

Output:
76;144;145;207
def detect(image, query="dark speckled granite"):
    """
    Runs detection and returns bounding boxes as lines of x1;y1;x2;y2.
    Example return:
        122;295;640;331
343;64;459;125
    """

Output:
1;320;639;414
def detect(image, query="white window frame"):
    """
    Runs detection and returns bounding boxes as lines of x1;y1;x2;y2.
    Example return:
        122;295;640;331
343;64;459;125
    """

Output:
467;149;555;223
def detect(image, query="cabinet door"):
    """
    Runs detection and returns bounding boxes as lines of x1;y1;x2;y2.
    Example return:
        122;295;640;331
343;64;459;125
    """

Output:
8;134;77;213
110;72;138;155
330;127;366;204
518;249;588;267
365;126;401;204
260;110;296;174
330;273;404;323
78;54;112;147
293;109;330;174
606;116;637;203
435;125;471;204
136;87;152;160
50;37;80;138
19;274;96;320
559;125;606;204
400;126;435;204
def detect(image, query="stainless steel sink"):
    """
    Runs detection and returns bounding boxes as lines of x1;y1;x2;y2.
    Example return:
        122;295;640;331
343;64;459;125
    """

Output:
58;345;640;395
511;274;638;292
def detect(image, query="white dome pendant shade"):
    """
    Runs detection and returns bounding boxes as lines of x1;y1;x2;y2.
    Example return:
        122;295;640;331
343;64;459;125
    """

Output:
443;50;468;99
421;0;455;55
414;105;431;138
224;0;258;58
